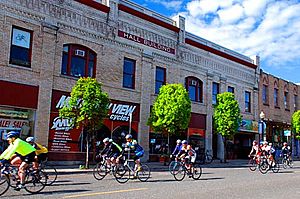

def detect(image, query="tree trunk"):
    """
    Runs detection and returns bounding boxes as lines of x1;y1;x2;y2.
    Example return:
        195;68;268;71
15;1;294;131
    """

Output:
85;133;89;169
223;136;227;163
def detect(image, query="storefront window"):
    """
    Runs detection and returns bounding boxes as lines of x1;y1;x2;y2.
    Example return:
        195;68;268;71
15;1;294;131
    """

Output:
149;133;168;155
0;107;35;152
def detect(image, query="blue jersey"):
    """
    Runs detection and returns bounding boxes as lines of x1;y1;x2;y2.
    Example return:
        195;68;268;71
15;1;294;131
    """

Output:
172;144;182;155
127;139;144;154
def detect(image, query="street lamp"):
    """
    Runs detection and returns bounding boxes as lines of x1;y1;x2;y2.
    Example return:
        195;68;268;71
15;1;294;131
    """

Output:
260;111;265;142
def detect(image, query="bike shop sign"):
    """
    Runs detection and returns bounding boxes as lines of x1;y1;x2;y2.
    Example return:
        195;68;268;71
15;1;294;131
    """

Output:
108;103;136;122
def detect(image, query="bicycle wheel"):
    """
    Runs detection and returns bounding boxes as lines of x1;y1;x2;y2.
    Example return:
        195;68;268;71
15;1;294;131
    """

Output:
168;161;179;175
259;161;269;174
172;163;186;181
24;170;47;194
192;164;202;180
93;162;108;181
271;161;280;173
0;173;9;196
42;165;57;185
282;159;288;169
288;159;294;168
114;164;130;184
137;164;150;182
248;158;257;172
205;155;213;164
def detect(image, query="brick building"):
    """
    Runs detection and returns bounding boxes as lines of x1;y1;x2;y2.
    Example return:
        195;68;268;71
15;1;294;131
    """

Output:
0;0;259;162
259;71;300;157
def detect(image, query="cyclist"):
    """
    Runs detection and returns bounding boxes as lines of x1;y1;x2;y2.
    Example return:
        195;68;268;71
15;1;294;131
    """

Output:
170;139;182;160
26;137;48;170
99;138;121;169
178;140;196;171
125;134;144;172
109;138;122;165
248;140;260;159
281;142;290;158
0;131;36;191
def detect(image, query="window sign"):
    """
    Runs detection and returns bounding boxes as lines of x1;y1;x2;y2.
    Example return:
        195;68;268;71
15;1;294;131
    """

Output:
12;28;31;49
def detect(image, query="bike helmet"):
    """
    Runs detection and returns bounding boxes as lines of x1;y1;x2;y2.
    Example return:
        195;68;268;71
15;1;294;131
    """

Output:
182;140;188;144
252;140;257;144
125;134;132;139
283;142;287;146
103;138;110;143
109;139;113;143
26;137;35;143
176;139;181;144
7;131;20;139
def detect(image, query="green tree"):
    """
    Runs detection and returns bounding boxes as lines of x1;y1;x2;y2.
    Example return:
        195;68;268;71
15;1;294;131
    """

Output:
213;92;242;162
59;77;110;168
147;84;191;136
292;110;300;139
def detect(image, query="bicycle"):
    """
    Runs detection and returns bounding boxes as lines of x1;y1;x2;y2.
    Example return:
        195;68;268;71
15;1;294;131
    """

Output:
259;156;280;174
113;150;151;183
281;154;293;169
39;159;58;185
198;150;213;164
168;155;180;175
0;163;47;196
172;159;202;181
93;155;116;181
248;155;259;172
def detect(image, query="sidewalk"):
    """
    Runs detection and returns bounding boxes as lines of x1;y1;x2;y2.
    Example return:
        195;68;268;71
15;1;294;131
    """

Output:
51;159;251;175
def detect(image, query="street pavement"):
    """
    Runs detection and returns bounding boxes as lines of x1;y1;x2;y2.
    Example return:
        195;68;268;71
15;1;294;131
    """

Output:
1;160;299;199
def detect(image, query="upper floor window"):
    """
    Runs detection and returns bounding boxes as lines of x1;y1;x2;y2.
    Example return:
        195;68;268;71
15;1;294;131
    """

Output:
155;67;166;94
123;58;135;89
284;92;289;110
294;95;298;111
185;77;203;103
61;44;96;78
262;85;268;104
245;91;251;112
274;88;279;107
10;26;33;67
212;82;220;105
228;86;234;93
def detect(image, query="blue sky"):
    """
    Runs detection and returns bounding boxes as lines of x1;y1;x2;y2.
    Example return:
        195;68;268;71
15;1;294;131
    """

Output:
130;0;300;83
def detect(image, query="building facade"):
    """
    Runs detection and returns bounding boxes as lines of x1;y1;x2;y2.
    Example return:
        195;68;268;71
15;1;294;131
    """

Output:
0;0;259;162
259;71;300;157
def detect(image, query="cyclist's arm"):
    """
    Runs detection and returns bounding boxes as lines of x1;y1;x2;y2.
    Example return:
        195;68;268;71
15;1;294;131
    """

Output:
0;142;17;160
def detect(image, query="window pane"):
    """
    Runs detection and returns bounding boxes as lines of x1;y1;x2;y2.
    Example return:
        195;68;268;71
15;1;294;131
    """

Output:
63;45;69;53
10;45;30;66
71;56;86;77
198;86;202;102
89;52;95;61
228;86;234;93
155;82;163;94
123;74;133;88
124;59;134;74
88;60;94;77
62;53;68;75
189;85;196;101
156;67;165;81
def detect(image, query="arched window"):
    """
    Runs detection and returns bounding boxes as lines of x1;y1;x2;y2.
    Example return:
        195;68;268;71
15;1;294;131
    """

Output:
185;76;203;103
61;44;96;78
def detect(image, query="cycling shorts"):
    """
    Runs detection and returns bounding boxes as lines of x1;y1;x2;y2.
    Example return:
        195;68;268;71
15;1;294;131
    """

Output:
37;153;48;163
20;151;36;164
133;150;144;161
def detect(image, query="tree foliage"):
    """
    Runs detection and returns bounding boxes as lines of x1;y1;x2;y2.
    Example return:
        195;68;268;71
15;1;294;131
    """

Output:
292;110;300;139
59;77;110;131
213;92;242;139
147;84;191;135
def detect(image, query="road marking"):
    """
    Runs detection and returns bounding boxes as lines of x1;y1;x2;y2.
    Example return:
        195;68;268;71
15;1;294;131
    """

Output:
62;188;148;198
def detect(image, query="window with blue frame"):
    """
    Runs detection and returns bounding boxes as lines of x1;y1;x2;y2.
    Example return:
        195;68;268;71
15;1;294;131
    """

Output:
123;58;135;89
155;67;166;94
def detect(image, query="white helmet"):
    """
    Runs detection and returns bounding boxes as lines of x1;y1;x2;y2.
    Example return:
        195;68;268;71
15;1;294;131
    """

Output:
109;139;113;143
125;134;132;139
176;139;181;144
182;140;188;144
103;138;110;143
26;137;35;143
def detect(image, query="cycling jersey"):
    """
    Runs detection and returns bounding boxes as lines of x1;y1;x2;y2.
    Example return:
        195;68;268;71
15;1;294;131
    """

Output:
127;139;144;155
0;138;36;160
282;146;290;154
172;144;182;156
33;142;48;155
101;142;121;157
